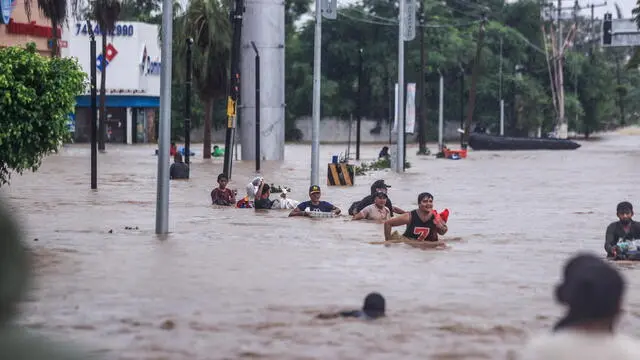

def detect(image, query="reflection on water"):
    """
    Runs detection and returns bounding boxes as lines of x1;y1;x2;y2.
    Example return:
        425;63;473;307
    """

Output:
3;131;640;359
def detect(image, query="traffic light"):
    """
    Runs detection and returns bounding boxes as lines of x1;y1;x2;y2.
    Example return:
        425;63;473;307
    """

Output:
603;13;612;46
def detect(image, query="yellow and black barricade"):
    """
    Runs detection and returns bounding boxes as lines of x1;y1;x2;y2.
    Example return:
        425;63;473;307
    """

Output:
327;163;355;186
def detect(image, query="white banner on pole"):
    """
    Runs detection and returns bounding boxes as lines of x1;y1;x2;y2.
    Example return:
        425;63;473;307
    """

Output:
402;0;416;41
392;83;399;133
405;83;416;134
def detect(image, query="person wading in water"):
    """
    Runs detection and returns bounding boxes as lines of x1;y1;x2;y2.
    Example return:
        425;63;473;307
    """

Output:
383;192;447;248
316;293;386;320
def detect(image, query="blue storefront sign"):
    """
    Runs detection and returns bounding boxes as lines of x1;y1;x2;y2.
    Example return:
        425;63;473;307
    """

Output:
1;0;15;24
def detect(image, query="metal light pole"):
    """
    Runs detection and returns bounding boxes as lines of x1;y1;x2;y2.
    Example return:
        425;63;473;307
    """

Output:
356;48;363;160
310;0;322;186
459;65;464;147
438;70;444;152
223;0;245;180
155;0;173;234
88;20;97;190
418;13;427;154
396;0;406;173
251;41;261;173
499;36;504;136
184;38;193;173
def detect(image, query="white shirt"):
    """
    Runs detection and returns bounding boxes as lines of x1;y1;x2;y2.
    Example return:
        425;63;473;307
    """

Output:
359;203;391;221
520;330;640;360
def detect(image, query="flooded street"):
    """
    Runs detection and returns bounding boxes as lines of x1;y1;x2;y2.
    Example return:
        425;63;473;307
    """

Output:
2;130;640;359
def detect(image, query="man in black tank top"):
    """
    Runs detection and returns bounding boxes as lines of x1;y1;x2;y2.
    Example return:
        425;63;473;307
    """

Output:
383;192;448;246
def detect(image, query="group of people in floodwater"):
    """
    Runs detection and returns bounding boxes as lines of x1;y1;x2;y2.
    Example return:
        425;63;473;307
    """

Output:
210;175;450;244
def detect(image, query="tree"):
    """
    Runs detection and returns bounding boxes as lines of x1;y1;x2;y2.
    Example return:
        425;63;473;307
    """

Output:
24;0;80;58
92;0;122;150
0;43;86;186
173;0;230;158
119;0;161;23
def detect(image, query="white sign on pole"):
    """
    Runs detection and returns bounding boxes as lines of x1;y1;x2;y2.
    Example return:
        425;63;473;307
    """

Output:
402;0;416;41
321;0;337;19
405;83;416;134
604;18;640;47
392;83;399;133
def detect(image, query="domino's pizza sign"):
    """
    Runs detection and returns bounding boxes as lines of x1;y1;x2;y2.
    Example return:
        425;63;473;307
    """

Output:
96;43;118;72
1;0;16;24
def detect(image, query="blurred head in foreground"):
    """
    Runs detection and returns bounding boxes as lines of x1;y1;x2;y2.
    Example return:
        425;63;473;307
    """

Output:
0;196;29;325
554;253;625;332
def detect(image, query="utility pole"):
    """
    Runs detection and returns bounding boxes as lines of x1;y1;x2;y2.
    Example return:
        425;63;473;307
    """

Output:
417;10;428;155
459;64;464;147
251;41;261;173
499;36;504;136
88;20;97;190
223;0;245;180
438;70;444;152
556;0;567;139
589;3;608;52
396;0;406;173
155;0;174;234
462;15;487;148
185;38;193;173
310;0;322;185
356;48;363;160
573;0;579;129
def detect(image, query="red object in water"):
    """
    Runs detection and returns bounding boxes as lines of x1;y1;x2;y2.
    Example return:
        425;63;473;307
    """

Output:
432;209;450;223
440;209;450;222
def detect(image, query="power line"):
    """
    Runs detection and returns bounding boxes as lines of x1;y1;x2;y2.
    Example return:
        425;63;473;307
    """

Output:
338;9;481;29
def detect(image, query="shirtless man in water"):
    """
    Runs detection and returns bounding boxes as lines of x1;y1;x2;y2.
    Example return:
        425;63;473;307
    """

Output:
383;192;448;248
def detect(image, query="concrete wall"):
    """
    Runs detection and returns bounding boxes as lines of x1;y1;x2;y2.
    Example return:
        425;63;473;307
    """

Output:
293;117;464;143
190;117;465;145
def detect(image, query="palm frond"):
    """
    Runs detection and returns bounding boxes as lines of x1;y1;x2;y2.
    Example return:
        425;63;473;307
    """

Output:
175;0;232;98
94;0;122;33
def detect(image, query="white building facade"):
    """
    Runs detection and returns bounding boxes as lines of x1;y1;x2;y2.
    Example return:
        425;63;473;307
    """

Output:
62;21;161;144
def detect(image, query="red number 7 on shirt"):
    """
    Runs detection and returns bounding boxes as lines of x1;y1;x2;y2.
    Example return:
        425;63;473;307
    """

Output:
413;227;430;241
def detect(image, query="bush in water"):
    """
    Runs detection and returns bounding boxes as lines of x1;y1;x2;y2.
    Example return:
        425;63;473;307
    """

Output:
0;43;86;186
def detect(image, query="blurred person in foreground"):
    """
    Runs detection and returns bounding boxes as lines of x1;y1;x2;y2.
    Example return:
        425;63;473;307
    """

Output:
519;253;640;360
0;197;102;359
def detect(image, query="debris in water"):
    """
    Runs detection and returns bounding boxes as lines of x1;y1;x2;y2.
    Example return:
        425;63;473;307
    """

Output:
108;229;113;234
160;320;175;330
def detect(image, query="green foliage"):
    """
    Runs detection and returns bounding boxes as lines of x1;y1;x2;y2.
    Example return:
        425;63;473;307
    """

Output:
282;0;639;136
0;43;86;185
355;158;411;175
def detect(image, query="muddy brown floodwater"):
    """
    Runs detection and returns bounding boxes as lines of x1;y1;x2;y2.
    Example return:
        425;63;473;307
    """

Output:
3;130;640;360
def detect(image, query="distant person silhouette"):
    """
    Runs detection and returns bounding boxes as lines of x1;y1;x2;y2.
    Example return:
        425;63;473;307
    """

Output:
316;292;386;320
